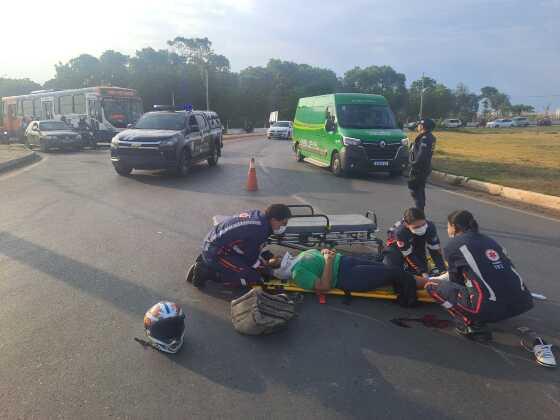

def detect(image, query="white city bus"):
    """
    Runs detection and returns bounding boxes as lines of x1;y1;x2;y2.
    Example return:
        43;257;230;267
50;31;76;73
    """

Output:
1;86;143;141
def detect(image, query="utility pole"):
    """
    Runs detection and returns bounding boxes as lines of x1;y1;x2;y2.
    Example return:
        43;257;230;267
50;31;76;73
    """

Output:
418;72;425;120
205;67;209;111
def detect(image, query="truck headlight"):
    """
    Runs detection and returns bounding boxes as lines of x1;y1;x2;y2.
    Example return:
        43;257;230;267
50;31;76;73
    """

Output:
161;137;178;147
342;136;362;146
401;138;409;146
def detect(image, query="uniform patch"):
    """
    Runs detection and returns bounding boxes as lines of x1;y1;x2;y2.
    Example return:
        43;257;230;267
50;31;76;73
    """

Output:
485;249;500;262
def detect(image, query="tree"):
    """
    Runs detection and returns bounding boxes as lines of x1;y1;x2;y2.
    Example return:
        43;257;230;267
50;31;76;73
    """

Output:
0;77;41;97
480;86;511;114
44;54;102;89
99;50;130;87
452;83;479;122
408;76;453;120
341;65;408;119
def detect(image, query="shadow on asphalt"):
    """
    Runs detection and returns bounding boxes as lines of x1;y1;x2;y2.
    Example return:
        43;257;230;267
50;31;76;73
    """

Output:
1;231;559;418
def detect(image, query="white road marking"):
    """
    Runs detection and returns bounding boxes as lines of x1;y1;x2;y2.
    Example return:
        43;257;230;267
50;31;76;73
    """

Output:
436;186;560;223
291;194;326;215
0;155;47;181
258;160;271;175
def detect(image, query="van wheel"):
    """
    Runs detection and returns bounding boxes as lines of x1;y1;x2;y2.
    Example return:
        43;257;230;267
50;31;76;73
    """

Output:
176;148;192;177
294;144;304;162
331;151;344;177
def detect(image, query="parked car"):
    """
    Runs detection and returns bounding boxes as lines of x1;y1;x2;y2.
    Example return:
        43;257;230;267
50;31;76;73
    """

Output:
512;116;530;127
537;117;552;126
486;119;513;128
110;109;222;176
406;121;418;131
25;120;83;152
267;121;293;140
442;118;463;128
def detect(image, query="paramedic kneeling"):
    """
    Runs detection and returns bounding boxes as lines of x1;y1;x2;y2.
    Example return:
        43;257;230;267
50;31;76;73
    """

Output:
288;249;418;306
420;210;533;341
193;204;291;288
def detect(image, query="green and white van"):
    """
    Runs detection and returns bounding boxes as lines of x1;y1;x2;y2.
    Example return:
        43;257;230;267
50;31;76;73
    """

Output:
292;93;409;176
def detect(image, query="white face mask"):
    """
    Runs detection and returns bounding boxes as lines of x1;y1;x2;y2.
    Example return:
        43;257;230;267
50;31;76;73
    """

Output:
410;224;428;236
273;225;287;235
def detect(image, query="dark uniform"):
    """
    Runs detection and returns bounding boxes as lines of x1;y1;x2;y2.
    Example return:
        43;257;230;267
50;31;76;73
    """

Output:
425;231;533;327
201;210;272;287
384;219;446;275
408;130;436;211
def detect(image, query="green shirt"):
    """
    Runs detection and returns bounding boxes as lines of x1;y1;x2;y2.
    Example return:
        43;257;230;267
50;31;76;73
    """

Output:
291;249;341;290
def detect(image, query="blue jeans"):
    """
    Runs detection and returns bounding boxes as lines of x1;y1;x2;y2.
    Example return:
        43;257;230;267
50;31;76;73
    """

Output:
338;256;406;292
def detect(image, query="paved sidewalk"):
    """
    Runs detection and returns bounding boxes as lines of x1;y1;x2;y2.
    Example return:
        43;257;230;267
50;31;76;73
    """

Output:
0;144;38;173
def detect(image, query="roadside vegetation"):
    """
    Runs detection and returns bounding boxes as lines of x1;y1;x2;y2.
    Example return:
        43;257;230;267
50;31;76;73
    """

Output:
409;127;560;196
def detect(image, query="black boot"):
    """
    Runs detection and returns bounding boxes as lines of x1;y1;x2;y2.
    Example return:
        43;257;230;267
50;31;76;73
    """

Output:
456;322;493;342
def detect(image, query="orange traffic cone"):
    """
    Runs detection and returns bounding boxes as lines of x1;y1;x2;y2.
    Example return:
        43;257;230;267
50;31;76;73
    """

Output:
246;158;258;191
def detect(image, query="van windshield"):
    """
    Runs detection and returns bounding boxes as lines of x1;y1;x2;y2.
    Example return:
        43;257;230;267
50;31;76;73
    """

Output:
336;104;397;129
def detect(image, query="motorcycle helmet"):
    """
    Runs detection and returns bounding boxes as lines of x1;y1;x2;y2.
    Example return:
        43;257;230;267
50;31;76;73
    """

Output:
143;301;186;354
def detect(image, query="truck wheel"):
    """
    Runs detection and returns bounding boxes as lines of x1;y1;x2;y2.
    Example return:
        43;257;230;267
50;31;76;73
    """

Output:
207;144;219;166
294;144;304;162
114;163;132;176
331;151;344;177
176;148;192;177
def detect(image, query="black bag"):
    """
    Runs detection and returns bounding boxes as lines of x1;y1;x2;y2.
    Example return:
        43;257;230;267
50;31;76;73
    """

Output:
231;288;296;335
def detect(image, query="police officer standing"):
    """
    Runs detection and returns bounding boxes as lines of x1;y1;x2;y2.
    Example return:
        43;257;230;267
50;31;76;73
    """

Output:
408;118;436;211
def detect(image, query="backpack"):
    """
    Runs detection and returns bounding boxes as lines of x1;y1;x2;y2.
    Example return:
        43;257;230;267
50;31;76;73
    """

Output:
231;288;296;335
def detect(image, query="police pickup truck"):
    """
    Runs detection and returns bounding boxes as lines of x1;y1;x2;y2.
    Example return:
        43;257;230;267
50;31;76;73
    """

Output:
110;107;223;176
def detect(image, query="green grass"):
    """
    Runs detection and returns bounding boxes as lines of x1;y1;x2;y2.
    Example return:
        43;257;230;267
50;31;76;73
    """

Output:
407;128;560;197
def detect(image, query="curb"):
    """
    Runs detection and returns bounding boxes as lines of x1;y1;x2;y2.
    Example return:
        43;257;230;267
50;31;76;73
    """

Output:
0;151;40;174
223;133;263;141
430;170;560;211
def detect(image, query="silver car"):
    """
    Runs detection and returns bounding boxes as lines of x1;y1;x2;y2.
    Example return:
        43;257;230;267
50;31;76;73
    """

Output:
267;121;293;140
25;120;83;152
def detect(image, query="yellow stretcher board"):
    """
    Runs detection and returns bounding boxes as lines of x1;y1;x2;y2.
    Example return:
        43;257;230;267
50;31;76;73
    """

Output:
258;279;436;303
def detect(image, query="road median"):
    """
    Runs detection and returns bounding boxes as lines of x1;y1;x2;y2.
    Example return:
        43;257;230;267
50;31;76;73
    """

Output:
0;145;40;174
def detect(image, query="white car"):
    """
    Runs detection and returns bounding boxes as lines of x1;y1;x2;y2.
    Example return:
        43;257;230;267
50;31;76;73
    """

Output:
267;121;293;140
486;119;513;128
512;116;530;127
442;118;463;128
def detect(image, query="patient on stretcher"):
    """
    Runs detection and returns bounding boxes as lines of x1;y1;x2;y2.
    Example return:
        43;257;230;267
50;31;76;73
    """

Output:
269;249;419;306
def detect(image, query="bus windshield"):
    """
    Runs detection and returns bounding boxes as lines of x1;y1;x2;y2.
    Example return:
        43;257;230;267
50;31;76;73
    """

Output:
102;98;143;128
336;104;397;129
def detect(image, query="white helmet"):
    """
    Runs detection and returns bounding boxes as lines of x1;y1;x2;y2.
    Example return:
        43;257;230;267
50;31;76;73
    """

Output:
143;302;185;354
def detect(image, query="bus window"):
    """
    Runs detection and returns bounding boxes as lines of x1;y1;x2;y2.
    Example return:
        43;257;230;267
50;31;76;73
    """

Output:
33;99;42;119
54;97;60;114
17;100;24;117
0;101;4;126
74;94;86;114
23;100;34;117
59;95;73;114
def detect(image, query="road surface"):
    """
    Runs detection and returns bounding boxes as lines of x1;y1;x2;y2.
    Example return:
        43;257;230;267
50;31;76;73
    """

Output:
1;138;559;419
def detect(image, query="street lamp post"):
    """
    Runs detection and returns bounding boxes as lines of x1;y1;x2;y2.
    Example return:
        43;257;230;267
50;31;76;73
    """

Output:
418;72;425;120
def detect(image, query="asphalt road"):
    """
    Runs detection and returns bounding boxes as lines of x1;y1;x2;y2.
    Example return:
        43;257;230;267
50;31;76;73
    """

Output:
1;138;559;419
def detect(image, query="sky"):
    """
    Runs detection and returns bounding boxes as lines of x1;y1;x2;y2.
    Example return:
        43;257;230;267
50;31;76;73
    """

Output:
2;0;559;112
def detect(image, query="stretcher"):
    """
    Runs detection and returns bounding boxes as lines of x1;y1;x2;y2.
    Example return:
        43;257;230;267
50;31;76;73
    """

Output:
258;279;435;303
214;204;385;255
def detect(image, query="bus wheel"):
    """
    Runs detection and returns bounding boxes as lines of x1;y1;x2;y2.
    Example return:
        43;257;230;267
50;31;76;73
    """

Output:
294;144;304;162
331;151;344;177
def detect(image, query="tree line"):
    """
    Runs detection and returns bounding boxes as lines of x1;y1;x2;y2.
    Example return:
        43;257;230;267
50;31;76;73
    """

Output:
1;37;534;127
